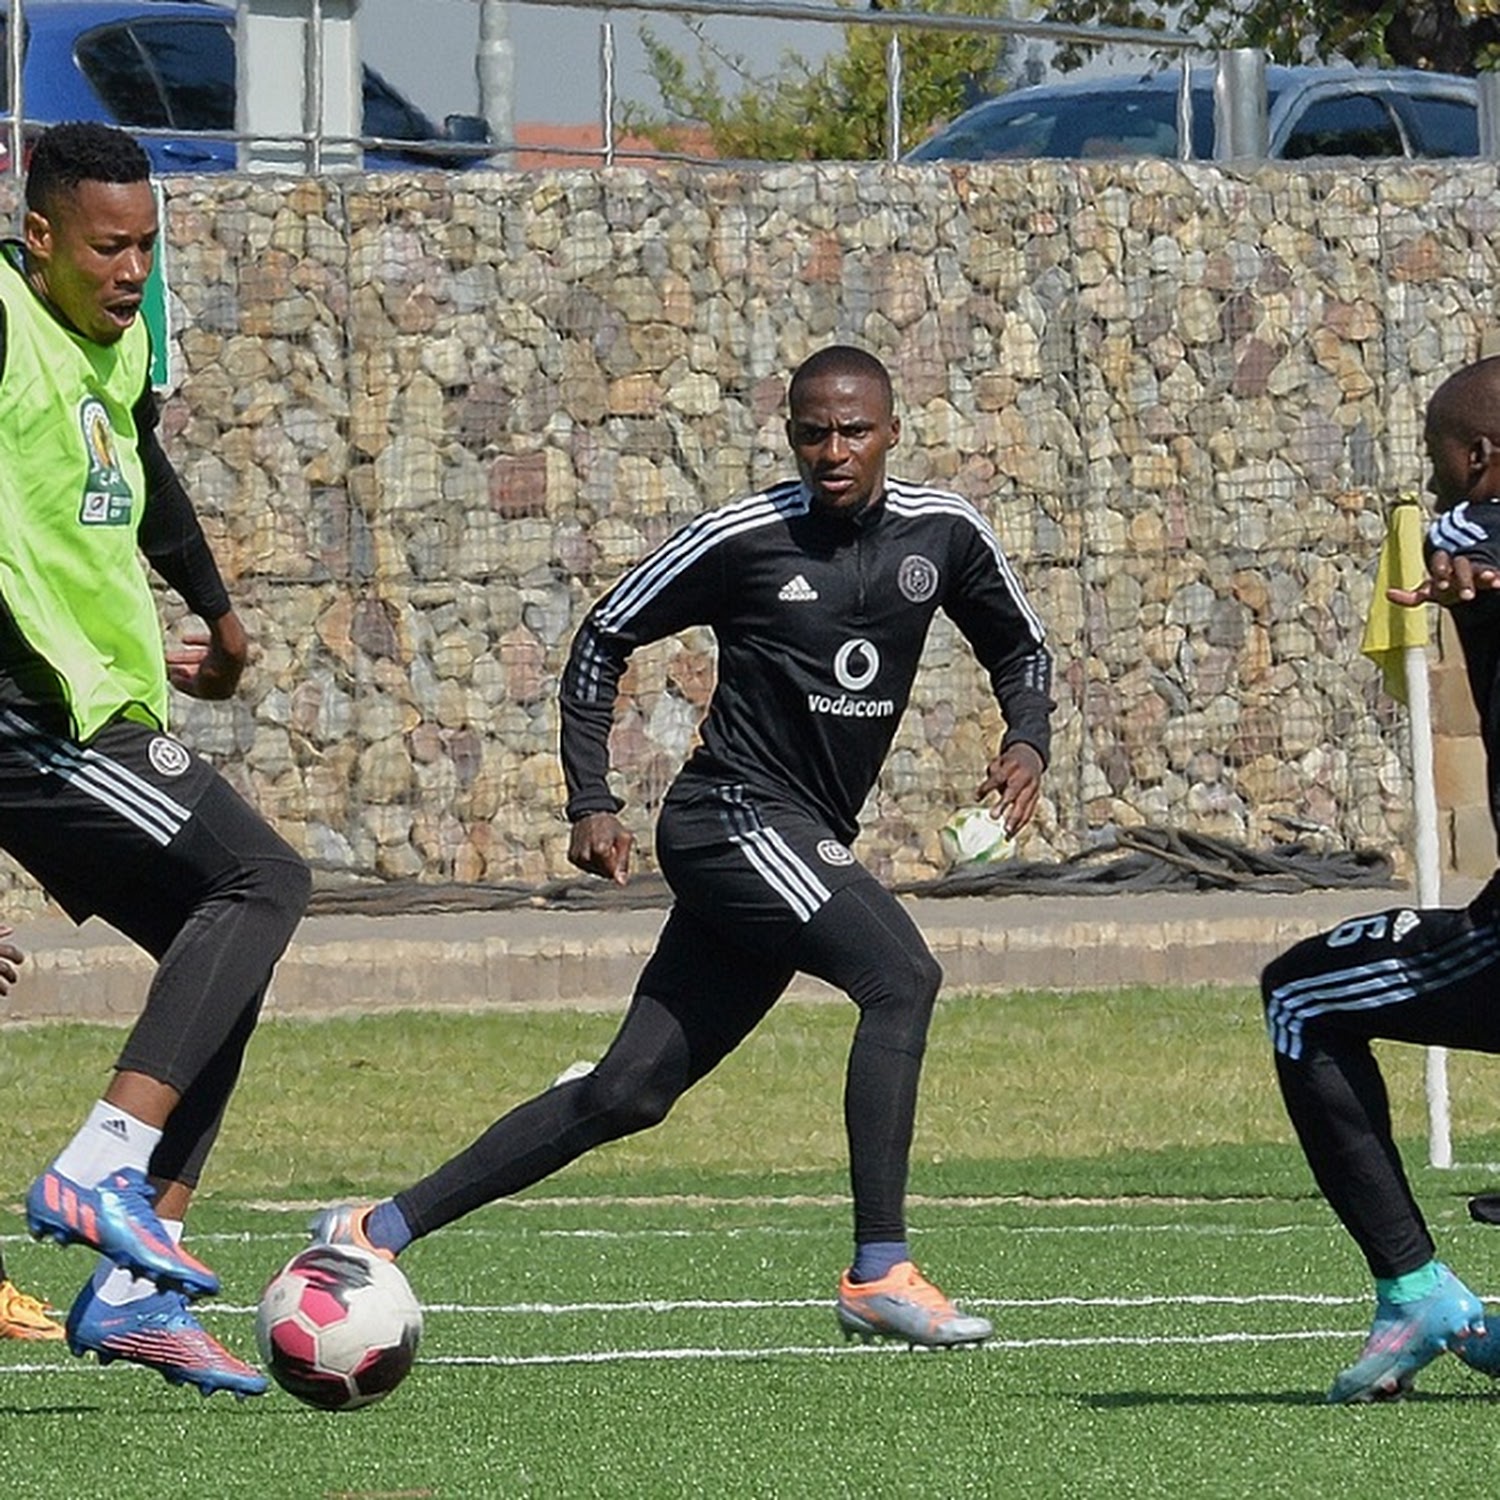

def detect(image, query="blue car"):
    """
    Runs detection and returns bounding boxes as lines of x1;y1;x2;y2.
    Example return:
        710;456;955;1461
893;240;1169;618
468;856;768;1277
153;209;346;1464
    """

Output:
907;64;1479;163
1;0;493;172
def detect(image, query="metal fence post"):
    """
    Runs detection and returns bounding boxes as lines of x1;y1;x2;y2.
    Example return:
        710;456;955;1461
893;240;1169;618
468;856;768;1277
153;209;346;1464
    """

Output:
6;0;22;180
886;34;903;163
1214;47;1268;161
1479;71;1500;159
308;0;324;176
600;20;616;166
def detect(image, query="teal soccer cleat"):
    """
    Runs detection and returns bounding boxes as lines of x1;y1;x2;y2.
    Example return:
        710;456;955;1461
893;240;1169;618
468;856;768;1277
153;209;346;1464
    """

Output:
1328;1265;1485;1403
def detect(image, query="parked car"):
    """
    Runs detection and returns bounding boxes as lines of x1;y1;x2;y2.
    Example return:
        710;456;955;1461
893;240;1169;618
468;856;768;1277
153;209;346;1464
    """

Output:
906;64;1479;163
0;0;493;172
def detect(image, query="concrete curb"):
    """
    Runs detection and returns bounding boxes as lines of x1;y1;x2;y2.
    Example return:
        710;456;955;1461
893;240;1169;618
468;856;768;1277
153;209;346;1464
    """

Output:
2;880;1468;1027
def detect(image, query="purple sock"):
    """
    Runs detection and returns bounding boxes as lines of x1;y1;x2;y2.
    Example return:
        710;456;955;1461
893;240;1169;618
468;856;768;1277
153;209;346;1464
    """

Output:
850;1240;909;1283
365;1200;414;1256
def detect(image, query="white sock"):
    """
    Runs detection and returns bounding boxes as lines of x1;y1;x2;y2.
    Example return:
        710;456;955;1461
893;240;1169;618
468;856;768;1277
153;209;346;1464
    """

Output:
94;1218;184;1307
52;1101;162;1187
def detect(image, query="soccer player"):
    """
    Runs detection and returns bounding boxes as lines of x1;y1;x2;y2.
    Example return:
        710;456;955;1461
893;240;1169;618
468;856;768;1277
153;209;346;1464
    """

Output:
314;345;1054;1347
1261;354;1500;1402
2;123;310;1395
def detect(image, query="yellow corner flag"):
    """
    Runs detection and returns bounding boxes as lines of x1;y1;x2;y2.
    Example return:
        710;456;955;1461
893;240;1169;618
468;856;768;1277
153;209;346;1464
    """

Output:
1360;499;1430;704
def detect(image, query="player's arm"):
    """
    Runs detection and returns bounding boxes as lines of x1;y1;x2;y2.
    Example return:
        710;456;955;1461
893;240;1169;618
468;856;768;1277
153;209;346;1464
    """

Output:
942;517;1055;835
133;386;246;700
559;518;725;881
560;618;637;884
0;924;22;998
1390;503;1500;608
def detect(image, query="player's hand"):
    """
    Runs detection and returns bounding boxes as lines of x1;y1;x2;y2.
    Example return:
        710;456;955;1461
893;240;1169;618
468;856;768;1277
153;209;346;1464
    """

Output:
975;743;1044;836
1388;548;1500;608
568;812;634;885
167;610;249;700
0;924;25;997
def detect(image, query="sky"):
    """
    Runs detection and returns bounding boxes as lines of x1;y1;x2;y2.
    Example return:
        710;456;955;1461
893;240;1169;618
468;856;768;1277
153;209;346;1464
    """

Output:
357;0;843;129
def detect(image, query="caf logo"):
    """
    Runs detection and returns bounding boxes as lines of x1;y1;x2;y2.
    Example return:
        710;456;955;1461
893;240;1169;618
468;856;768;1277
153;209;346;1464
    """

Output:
817;840;854;866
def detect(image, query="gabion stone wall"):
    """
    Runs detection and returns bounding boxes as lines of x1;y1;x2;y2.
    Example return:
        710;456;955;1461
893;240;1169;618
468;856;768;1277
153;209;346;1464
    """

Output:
3;158;1494;910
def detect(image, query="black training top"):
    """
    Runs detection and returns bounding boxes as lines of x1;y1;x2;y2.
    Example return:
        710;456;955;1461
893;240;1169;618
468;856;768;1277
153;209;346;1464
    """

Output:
1427;501;1500;847
560;476;1055;845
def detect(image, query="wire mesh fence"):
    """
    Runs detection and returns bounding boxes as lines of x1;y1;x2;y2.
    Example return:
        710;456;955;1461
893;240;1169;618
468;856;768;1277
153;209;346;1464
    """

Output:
2;144;1491;909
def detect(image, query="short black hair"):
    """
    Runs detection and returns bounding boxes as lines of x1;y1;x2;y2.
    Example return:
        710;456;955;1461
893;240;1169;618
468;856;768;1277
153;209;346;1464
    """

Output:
789;345;893;415
1427;355;1500;442
26;122;150;216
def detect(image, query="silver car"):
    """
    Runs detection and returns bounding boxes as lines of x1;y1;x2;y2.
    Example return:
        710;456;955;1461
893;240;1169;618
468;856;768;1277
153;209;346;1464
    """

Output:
905;64;1479;162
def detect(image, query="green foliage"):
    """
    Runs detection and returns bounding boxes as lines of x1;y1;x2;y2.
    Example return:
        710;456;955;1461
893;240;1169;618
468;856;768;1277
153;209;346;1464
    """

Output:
625;0;1500;162
1042;0;1500;75
625;1;1013;161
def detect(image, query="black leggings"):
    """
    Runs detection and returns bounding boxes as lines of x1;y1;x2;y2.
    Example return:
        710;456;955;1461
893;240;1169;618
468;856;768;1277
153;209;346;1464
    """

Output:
1263;887;1500;1278
396;837;941;1244
0;717;310;1188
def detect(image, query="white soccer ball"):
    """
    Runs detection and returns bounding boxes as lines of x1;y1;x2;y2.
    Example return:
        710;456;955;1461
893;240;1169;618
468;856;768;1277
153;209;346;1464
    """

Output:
939;806;1017;868
256;1243;423;1411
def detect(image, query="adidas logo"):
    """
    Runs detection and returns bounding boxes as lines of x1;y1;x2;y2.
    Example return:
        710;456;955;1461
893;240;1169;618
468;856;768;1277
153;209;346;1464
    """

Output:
778;574;818;602
101;1117;131;1140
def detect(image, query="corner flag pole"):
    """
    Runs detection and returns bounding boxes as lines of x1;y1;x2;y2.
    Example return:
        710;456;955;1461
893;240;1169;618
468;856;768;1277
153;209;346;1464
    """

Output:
1361;501;1448;1167
1405;638;1450;1166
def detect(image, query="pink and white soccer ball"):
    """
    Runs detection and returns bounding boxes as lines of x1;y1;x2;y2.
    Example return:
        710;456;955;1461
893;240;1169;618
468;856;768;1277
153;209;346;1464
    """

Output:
256;1243;423;1411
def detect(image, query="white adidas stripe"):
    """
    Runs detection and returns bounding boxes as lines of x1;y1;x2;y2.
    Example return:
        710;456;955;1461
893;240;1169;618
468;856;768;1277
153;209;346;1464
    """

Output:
595;483;807;631
0;710;190;846
883;481;1048;643
1266;924;1500;1058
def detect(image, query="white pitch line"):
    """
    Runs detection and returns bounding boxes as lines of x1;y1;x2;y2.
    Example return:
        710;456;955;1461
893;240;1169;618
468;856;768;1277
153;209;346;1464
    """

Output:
0;1327;1362;1379
531;1224;1318;1240
204;1290;1378;1317
0;1223;1342;1258
417;1328;1363;1369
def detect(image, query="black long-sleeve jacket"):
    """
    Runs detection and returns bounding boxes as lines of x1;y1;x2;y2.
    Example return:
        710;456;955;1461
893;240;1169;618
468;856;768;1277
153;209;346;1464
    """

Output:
560;477;1054;846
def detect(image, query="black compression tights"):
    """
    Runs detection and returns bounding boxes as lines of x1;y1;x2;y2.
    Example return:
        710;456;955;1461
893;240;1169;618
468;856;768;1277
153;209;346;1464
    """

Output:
108;780;311;1187
395;882;942;1243
1272;1041;1435;1279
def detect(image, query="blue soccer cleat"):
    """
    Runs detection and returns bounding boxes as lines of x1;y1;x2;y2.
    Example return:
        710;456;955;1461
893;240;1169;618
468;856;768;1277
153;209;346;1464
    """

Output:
1327;1264;1485;1403
66;1278;267;1399
26;1166;219;1298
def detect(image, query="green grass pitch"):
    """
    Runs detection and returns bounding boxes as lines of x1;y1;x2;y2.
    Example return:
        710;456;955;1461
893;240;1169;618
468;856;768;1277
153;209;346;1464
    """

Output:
5;989;1500;1498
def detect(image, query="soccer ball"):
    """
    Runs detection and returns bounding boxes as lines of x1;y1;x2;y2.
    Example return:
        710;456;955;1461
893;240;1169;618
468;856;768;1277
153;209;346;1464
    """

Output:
256;1244;423;1411
938;806;1017;869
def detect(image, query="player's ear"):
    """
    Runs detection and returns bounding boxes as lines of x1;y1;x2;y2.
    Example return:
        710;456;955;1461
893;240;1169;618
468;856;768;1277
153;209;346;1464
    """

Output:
22;210;52;262
888;414;901;448
1469;435;1500;500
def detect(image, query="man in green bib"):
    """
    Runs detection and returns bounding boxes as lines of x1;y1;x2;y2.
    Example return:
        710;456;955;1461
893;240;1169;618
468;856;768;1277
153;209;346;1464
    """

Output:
3;122;310;1397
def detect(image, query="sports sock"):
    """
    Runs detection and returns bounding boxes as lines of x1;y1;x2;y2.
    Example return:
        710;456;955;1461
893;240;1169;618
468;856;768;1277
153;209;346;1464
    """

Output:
365;1200;414;1256
850;1240;909;1284
94;1218;184;1307
51;1101;162;1188
1376;1259;1445;1305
